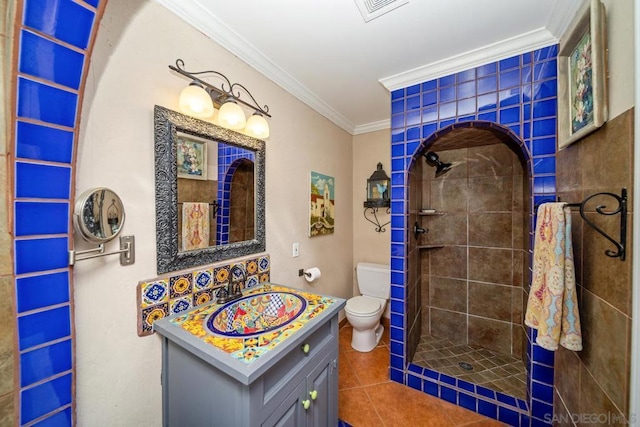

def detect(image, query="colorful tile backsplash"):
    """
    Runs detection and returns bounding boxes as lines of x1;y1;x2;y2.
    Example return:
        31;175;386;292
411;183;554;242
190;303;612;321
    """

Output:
137;254;270;336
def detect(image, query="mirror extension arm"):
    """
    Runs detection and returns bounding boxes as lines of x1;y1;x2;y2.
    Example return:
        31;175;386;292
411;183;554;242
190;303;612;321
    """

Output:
69;235;135;266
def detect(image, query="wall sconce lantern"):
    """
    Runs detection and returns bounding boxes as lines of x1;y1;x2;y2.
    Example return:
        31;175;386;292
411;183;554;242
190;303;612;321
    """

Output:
170;59;271;139
363;162;391;232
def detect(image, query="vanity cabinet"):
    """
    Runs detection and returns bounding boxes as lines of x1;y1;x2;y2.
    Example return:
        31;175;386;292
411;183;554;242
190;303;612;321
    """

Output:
264;353;335;426
153;284;344;427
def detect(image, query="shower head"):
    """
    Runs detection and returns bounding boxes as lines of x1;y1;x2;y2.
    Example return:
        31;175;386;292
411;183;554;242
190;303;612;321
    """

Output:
423;151;452;178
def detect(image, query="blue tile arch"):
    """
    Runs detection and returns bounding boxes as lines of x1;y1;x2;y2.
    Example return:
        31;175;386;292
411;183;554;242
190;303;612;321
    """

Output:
389;47;558;425
12;0;103;425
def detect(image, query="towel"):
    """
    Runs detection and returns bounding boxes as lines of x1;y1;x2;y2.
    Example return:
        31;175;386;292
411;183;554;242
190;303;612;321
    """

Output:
182;202;210;251
525;203;582;351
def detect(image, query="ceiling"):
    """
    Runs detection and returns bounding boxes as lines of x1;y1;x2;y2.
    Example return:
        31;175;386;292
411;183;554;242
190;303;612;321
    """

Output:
157;0;583;134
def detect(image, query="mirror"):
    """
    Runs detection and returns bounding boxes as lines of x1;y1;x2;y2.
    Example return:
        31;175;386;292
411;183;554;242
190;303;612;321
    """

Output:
154;105;265;274
73;187;126;244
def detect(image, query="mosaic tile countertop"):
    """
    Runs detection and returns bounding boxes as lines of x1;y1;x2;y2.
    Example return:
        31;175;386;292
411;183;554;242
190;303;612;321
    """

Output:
153;283;345;385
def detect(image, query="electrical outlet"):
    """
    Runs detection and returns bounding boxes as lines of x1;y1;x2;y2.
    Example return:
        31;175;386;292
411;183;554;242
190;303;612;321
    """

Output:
292;242;299;257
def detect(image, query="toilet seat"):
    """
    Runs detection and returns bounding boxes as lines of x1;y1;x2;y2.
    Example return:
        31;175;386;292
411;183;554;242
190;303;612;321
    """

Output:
346;296;381;316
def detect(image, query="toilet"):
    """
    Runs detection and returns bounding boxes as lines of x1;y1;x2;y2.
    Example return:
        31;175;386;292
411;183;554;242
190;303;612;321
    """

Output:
345;262;390;352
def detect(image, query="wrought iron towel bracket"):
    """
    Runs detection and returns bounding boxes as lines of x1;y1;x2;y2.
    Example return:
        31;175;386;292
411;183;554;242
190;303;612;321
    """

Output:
537;188;627;261
363;207;390;233
566;188;627;260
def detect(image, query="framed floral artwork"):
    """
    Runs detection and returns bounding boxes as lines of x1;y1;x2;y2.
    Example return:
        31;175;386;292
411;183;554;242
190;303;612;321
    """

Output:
177;134;208;180
309;171;335;237
557;0;607;149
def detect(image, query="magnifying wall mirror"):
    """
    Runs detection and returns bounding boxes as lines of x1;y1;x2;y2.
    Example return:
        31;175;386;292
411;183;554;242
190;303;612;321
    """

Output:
154;105;266;274
74;187;126;244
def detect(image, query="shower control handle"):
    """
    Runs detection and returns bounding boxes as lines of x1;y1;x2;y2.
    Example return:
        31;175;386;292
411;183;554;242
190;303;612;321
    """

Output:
413;221;428;240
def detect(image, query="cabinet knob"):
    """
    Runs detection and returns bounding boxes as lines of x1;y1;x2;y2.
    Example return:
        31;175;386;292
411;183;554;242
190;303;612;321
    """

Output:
302;399;310;410
301;343;310;354
309;390;318;400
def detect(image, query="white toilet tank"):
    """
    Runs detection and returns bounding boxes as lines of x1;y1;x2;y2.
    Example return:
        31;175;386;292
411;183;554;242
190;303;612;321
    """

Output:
356;262;390;299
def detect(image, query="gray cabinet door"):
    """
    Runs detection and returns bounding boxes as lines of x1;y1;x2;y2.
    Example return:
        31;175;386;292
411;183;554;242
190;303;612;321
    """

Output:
262;380;306;427
307;356;337;427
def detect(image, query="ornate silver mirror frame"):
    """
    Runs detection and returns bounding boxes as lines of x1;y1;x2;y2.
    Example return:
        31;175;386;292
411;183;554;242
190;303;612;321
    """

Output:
154;105;266;274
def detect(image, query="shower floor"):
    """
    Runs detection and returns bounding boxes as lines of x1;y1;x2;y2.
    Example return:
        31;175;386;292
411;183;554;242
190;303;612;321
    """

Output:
412;334;527;401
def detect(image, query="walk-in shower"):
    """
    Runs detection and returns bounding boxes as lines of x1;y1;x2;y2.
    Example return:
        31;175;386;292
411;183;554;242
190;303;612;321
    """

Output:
407;126;531;401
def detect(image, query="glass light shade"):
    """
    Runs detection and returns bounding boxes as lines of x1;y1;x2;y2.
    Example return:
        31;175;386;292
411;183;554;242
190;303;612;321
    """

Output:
245;113;270;139
217;100;246;130
178;83;215;118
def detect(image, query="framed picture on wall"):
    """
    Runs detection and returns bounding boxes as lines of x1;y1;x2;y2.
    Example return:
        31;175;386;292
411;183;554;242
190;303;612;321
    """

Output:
177;135;208;180
309;171;335;237
557;0;607;150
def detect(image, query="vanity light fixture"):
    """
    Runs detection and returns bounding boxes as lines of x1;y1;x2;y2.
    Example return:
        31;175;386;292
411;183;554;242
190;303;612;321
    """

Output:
169;59;271;137
363;162;391;233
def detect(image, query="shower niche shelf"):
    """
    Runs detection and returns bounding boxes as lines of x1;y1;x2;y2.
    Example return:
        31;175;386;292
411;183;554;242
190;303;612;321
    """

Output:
416;245;444;250
417;209;445;216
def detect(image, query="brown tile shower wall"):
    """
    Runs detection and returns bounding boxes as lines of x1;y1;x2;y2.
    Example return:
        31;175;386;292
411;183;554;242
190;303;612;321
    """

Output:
553;108;634;424
418;143;527;358
229;163;255;243
407;159;423;360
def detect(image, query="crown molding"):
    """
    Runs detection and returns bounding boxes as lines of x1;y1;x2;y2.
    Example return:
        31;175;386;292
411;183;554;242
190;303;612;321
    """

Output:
380;27;559;91
353;119;391;135
155;0;356;134
546;0;588;39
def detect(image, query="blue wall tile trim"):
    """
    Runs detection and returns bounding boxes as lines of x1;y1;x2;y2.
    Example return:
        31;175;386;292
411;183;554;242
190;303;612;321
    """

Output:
16;121;74;164
20;339;73;387
31;407;73;427
17;78;78;128
15;162;71;199
19;30;85;90
389;47;558;424
16;271;70;313
23;0;95;49
18;305;71;351
15;237;69;275
20;373;73;424
13;0;101;424
15;202;69;236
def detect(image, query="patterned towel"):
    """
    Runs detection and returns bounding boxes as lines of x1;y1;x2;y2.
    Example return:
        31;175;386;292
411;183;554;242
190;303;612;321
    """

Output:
182;202;210;251
525;203;582;351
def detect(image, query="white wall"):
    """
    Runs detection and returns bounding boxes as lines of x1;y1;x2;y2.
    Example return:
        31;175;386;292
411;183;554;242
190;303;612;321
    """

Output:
351;129;391;293
602;0;635;119
74;1;353;425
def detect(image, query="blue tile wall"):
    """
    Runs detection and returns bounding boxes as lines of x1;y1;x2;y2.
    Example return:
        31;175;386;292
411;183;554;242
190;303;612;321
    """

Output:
19;30;85;90
16;121;74;164
15;202;69;236
23;0;95;49
16;271;70;313
18;305;71;351
20;374;73;424
216;145;255;245
15;162;71;199
17;78;78;127
13;0;99;424
20;339;73;387
389;46;558;425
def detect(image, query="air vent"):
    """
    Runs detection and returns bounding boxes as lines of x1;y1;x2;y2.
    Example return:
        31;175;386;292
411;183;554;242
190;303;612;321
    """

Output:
354;0;409;22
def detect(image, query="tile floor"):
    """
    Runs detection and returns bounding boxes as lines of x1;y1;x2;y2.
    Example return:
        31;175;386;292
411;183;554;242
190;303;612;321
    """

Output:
412;334;527;401
338;322;507;426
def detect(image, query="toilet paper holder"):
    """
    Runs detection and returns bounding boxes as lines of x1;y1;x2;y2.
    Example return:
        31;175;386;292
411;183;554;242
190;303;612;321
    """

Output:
299;267;321;282
298;269;311;278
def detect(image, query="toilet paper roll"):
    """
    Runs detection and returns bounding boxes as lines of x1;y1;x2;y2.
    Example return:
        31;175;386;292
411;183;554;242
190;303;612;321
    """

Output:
304;267;322;283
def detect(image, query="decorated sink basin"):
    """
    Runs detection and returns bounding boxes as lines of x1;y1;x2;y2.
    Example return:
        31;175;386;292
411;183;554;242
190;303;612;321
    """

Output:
205;292;307;337
167;284;338;364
